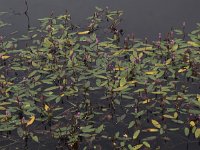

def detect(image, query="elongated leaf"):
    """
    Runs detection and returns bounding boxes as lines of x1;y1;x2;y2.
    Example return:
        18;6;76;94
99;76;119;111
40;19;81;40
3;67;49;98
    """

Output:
44;104;50;111
120;77;126;87
113;85;129;92
44;86;59;91
184;127;190;136
143;141;150;148
78;31;90;35
145;71;157;75
151;119;161;129
132;144;143;150
26;116;35;127
133;130;140;139
195;128;200;138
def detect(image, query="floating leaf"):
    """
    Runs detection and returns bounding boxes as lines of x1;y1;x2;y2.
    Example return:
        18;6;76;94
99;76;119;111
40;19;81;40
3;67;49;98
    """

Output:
1;55;10;59
187;41;200;47
31;135;39;143
142;99;150;104
151;119;161;129
60;93;65;97
133;130;140;139
178;68;187;73
165;58;172;65
0;106;6;110
143;141;150;148
172;44;178;51
132;144;143;150
113;67;125;71
44;104;50;111
78;31;90;35
17;127;24;137
195;128;200;138
26;116;35;127
44;86;59;91
163;114;174;119
184;127;190;136
190;121;195;127
137;46;153;51
113;85;129;92
95;124;104;133
120;77;126;87
143;128;159;132
174;112;178;119
128;121;135;128
43;38;53;47
197;94;200;102
145;71;157;75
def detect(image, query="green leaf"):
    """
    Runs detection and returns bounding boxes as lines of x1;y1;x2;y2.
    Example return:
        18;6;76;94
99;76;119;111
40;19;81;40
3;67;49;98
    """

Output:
172;44;178;51
132;144;143;150
195;128;200;138
143;141;150;148
113;85;129;92
81;125;95;133
128;121;135;128
151;119;161;129
31;135;39;143
17;127;24;138
43;38;53;47
120;77;126;87
184;127;190;136
95;124;104;133
44;86;59;91
133;130;140;139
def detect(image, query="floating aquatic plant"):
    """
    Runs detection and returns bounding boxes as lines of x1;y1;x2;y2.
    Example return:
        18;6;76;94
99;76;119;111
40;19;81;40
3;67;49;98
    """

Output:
0;7;200;150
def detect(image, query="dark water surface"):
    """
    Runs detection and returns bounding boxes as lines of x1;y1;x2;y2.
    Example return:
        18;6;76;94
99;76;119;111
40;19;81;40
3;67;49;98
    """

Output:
0;0;200;39
0;0;200;150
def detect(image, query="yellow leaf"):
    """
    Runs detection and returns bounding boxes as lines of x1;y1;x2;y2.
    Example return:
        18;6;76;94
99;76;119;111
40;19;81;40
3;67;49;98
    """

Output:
44;104;50;111
165;59;172;65
163;114;174;119
69;49;74;57
0;106;6;110
1;55;10;60
195;128;200;138
113;67;125;71
132;144;143;150
174;112;178;119
151;119;161;129
143;128;159;132
133;130;140;139
142;99;150;104
60;93;65;97
197;94;200;102
77;31;90;35
120;77;126;87
145;71;157;75
178;69;187;73
128;80;137;84
138;52;143;59
190;121;195;127
137;46;153;51
187;41;200;47
26;116;35;127
113;85;129;92
178;66;189;73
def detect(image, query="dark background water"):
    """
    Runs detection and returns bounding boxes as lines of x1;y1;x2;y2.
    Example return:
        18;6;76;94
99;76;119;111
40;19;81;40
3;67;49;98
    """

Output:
0;0;200;39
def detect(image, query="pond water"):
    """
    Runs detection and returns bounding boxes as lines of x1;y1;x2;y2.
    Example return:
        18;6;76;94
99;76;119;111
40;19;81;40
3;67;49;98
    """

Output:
0;0;200;150
0;0;200;39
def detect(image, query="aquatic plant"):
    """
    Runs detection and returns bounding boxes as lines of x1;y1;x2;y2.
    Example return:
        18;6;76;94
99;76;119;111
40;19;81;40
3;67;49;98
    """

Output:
0;7;200;150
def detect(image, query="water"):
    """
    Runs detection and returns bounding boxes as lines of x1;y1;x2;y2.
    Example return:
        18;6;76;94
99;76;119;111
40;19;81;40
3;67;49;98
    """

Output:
0;0;200;39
